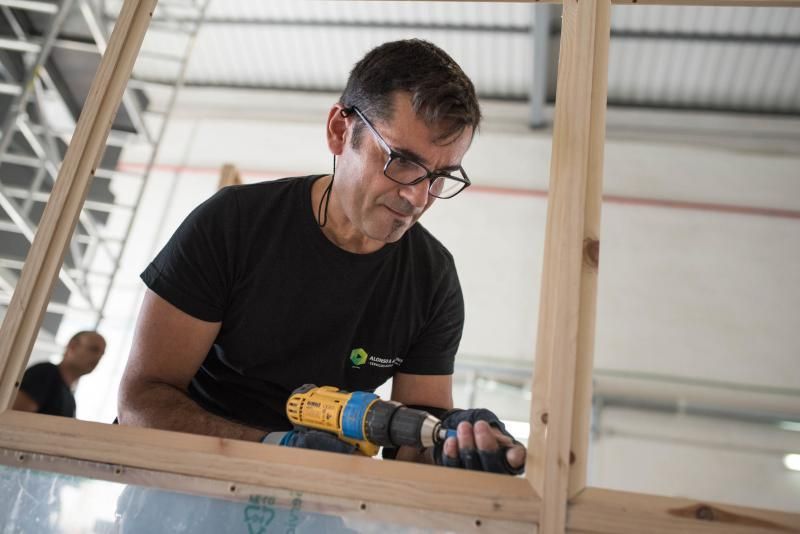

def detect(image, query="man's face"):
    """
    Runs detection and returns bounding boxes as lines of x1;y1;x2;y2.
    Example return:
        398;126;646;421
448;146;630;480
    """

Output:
334;92;473;248
65;333;106;374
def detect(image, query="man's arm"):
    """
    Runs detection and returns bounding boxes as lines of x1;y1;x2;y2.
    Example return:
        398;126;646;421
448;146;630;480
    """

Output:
118;289;265;442
391;372;453;410
12;390;39;412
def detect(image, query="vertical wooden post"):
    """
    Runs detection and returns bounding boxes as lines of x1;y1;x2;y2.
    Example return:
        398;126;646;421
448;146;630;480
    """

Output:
0;0;157;410
217;163;242;189
527;0;611;532
569;0;611;499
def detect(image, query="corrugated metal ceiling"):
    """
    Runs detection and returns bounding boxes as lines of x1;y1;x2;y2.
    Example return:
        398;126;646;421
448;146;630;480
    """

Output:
202;1;530;27
126;1;800;114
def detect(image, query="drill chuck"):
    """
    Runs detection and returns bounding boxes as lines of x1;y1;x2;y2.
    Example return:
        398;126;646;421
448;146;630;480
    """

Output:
364;401;444;448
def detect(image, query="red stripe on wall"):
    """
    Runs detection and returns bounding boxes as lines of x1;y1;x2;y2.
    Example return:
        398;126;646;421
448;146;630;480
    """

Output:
118;163;800;221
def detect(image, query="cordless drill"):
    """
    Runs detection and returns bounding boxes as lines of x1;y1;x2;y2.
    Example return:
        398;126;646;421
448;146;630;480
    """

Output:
286;384;455;456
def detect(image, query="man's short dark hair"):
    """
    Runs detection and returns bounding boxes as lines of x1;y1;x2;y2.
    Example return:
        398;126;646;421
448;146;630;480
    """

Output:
340;39;481;147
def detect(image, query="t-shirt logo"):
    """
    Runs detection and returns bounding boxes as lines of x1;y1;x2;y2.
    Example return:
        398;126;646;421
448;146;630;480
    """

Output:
350;348;368;366
349;347;403;369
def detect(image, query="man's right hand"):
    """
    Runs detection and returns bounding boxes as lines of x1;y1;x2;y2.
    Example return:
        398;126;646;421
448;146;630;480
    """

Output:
268;426;358;454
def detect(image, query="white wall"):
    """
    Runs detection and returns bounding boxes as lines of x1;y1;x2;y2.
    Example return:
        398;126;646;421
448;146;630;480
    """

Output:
64;88;800;512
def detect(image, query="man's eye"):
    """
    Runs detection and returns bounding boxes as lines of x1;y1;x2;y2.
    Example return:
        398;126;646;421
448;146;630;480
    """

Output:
394;158;419;171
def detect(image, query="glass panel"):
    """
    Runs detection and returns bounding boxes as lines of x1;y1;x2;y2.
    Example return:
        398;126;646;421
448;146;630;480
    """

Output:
0;464;439;533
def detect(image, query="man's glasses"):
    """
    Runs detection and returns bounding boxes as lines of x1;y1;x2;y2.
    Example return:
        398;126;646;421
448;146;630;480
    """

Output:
346;106;471;199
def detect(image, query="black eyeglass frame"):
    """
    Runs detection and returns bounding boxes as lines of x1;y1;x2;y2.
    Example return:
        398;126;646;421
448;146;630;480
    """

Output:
344;106;471;199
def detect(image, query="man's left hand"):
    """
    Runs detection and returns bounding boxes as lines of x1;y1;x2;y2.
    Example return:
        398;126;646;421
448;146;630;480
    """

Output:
434;409;526;475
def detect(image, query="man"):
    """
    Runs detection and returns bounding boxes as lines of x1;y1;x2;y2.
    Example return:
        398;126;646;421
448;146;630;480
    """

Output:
14;330;106;417
118;39;525;474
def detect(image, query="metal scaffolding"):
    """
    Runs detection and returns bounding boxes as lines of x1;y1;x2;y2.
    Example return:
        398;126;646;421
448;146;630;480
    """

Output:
0;0;208;351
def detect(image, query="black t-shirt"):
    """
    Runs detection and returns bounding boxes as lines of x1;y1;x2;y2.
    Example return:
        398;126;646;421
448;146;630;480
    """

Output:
141;175;464;431
19;362;76;417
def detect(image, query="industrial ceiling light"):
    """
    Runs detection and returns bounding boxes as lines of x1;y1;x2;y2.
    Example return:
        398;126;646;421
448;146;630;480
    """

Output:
783;454;800;472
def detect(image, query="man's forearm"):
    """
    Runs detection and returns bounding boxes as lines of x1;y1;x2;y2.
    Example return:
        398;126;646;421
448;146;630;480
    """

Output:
118;382;267;442
12;390;39;413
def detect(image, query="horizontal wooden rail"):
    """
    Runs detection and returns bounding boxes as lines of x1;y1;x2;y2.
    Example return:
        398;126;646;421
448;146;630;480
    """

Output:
611;0;800;5
0;448;534;533
0;411;539;524
484;0;800;6
3;412;798;533
568;487;800;533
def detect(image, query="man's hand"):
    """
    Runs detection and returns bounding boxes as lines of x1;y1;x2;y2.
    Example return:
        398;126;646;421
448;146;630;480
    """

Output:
271;426;358;455
434;409;526;475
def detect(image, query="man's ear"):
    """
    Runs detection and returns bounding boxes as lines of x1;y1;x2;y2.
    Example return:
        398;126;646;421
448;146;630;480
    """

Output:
326;104;348;156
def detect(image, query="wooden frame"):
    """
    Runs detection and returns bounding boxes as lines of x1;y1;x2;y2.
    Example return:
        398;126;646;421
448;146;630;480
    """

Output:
1;0;799;532
217;163;242;189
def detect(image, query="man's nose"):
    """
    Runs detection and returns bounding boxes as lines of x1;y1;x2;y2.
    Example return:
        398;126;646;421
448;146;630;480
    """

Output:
399;179;429;209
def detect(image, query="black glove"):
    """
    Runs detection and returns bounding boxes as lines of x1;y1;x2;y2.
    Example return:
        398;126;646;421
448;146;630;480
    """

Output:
433;408;524;475
275;426;358;455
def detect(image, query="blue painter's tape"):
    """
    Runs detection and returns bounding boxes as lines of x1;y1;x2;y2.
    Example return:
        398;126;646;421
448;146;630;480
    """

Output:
341;391;378;440
445;429;457;440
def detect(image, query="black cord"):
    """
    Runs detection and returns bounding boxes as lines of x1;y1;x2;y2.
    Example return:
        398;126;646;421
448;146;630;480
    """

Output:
317;154;334;227
318;108;352;228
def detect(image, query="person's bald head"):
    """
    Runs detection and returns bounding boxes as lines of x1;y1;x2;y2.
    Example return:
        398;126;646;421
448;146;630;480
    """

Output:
62;331;106;376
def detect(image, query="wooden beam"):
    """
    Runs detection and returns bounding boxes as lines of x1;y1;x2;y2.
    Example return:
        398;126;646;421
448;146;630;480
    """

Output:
218;163;242;189
527;0;611;532
0;411;540;524
611;0;800;5
3;413;796;533
569;0;610;499
0;0;156;410
568;487;800;533
455;1;800;6
0;447;536;533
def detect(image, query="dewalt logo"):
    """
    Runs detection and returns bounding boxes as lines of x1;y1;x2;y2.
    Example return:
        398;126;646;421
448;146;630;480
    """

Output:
350;348;368;366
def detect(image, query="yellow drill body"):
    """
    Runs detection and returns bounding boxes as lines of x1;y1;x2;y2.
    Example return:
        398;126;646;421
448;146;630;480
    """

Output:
286;385;379;456
286;385;449;457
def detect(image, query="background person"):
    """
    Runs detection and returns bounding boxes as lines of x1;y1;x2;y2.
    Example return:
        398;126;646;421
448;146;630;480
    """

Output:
13;330;106;418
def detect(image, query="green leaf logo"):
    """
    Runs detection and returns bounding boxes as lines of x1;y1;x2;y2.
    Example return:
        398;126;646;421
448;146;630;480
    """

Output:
350;348;368;366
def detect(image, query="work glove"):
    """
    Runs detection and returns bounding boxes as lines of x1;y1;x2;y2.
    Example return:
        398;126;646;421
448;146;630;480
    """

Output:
263;426;358;455
433;408;525;475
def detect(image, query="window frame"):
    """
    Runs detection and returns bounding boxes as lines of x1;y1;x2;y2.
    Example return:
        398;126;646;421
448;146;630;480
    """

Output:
0;0;798;532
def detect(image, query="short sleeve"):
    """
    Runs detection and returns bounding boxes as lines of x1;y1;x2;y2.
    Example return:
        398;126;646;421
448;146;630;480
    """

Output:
19;363;57;408
141;187;240;322
399;264;464;375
